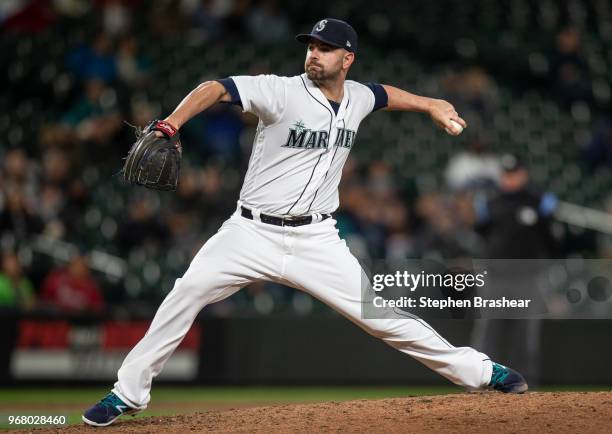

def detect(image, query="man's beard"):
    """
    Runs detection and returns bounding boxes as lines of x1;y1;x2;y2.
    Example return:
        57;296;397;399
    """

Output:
305;64;339;82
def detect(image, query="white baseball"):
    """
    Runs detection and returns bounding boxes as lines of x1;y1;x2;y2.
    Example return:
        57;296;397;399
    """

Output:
445;119;464;136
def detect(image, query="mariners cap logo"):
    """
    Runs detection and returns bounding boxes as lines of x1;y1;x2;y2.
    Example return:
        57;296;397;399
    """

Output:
295;18;358;53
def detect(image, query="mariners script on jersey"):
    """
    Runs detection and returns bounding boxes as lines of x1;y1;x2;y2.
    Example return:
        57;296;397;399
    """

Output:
219;73;385;216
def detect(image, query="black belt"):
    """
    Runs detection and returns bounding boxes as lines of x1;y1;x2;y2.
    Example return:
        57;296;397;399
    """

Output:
241;206;331;227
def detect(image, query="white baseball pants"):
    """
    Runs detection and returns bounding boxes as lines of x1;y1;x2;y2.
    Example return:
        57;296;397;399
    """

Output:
113;208;493;408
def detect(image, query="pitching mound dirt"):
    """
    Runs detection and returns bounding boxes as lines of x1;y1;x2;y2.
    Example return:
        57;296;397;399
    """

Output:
36;391;612;433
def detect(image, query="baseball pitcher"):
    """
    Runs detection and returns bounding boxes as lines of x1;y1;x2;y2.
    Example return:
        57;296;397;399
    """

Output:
83;18;527;427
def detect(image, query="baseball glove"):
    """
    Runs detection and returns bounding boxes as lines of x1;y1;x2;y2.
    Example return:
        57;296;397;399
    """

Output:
121;120;182;191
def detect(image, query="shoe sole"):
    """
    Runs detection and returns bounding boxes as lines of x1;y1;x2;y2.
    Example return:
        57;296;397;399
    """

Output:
82;414;120;427
82;409;140;427
500;382;529;393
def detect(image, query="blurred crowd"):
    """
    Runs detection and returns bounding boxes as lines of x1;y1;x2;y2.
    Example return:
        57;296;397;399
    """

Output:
1;0;610;316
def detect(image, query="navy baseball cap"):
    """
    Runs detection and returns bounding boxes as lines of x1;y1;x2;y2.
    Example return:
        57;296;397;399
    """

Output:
296;18;358;53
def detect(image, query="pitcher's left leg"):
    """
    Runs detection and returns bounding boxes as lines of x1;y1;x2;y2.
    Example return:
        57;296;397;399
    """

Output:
284;220;494;389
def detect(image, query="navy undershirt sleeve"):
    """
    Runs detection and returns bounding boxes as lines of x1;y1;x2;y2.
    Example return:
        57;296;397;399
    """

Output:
215;78;242;107
363;82;389;112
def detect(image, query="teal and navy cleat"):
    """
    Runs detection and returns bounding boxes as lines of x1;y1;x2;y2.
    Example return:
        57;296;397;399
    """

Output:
489;362;529;393
82;392;142;427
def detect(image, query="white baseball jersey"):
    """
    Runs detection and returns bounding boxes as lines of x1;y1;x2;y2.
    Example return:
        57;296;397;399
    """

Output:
222;73;385;216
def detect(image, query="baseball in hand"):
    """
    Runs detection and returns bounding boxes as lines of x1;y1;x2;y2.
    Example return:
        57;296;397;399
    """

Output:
445;120;464;136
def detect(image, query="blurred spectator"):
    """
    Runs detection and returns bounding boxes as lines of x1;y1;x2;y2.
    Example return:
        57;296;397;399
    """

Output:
367;160;395;198
246;0;290;43
584;116;612;170
552;27;592;106
441;66;499;116
2;149;28;185
445;139;501;191
149;0;187;36
67;32;117;83
166;210;203;259
336;181;369;258
337;160;419;260
42;148;71;188
343;185;387;259
117;196;169;252
117;34;151;87
61;179;91;233
351;163;392;256
38;185;67;239
0;187;43;245
381;198;415;259
128;98;159;128
415;192;479;258
200;163;233;224
0;251;35;310
42;80;122;158
193;104;245;161
474;154;560;258
173;167;204;213
99;0;132;36
62;80;122;145
1;149;38;198
189;0;223;39
40;254;104;313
